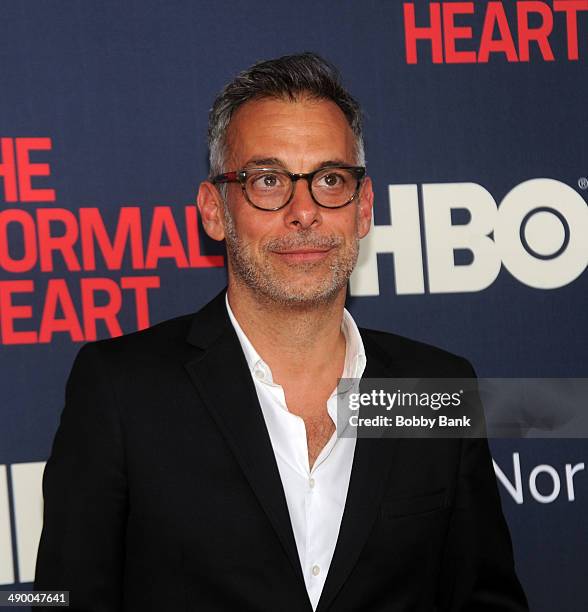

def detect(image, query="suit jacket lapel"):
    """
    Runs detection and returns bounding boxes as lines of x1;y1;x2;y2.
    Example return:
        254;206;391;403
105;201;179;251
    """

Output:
183;291;307;592
316;332;400;612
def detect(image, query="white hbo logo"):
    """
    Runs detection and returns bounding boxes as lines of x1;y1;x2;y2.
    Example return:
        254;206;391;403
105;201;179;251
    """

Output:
351;179;588;295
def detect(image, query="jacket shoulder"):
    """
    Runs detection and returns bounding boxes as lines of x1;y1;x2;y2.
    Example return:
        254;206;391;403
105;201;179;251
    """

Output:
359;327;476;378
72;289;228;373
77;311;197;369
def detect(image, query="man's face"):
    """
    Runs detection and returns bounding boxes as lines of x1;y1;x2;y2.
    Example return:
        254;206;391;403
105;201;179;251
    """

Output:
212;96;372;306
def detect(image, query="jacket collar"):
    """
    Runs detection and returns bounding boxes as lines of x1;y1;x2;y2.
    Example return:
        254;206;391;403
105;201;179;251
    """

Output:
186;289;231;350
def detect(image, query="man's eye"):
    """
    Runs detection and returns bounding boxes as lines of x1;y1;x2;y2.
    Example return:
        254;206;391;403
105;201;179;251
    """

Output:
251;173;282;189
263;174;278;187
318;172;345;188
325;174;341;186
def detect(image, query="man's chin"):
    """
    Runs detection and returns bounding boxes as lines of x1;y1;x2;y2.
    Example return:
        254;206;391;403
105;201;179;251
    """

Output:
228;250;353;306
269;253;334;273
257;276;345;306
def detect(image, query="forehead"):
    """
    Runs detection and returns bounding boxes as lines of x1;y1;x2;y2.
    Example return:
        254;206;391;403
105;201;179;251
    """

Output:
225;96;356;168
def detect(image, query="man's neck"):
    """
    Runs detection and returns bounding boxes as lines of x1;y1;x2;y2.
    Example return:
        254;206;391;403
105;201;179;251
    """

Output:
226;282;347;384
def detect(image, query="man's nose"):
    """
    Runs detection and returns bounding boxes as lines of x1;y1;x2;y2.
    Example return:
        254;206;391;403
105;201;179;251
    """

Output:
283;178;321;229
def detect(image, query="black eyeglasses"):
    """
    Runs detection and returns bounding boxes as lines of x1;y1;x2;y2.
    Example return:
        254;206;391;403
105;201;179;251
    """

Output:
211;165;366;211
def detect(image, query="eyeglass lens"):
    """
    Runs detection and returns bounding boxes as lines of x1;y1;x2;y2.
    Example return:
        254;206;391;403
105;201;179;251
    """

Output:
244;167;358;209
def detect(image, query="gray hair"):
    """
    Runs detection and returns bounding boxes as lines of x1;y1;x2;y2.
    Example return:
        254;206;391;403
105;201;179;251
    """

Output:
207;52;365;179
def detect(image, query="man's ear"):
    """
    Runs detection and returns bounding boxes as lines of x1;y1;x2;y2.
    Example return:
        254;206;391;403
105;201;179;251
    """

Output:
197;181;226;241
357;176;374;239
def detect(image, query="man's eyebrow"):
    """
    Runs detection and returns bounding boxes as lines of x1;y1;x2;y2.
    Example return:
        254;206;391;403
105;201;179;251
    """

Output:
243;157;285;168
243;158;351;170
317;159;349;168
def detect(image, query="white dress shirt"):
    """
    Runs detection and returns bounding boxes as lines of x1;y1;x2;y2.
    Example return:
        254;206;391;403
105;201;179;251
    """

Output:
225;295;367;610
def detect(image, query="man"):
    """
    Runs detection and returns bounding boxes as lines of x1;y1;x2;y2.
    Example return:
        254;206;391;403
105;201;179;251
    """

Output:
35;53;528;611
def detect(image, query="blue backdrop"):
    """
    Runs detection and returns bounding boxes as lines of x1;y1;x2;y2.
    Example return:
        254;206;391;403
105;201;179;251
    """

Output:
1;1;587;610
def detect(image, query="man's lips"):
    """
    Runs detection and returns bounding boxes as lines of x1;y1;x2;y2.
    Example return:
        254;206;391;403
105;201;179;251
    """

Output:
270;247;333;263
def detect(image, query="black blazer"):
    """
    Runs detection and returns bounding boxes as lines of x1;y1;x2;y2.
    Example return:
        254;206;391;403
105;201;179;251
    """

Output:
35;290;528;611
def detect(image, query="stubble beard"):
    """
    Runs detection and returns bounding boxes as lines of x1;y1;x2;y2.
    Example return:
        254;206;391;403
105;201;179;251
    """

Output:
222;201;359;308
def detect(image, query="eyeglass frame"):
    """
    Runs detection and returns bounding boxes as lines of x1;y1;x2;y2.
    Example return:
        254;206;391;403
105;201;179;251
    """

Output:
211;165;366;211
